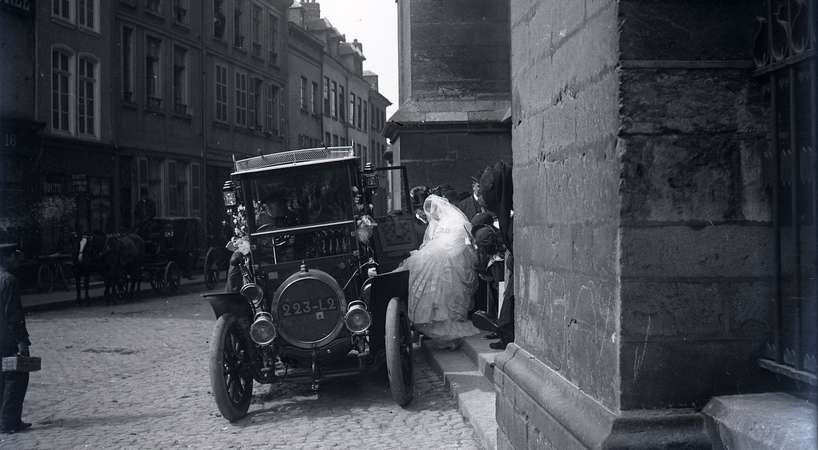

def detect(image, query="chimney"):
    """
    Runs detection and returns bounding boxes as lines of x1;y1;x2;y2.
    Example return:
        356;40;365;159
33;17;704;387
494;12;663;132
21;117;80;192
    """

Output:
302;0;320;22
287;4;303;26
352;38;363;54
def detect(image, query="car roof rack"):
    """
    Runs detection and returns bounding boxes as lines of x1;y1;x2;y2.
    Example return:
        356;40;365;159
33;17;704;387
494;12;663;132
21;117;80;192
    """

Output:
233;146;356;175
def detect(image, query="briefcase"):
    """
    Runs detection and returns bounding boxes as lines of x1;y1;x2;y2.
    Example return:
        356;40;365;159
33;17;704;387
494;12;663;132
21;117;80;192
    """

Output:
1;356;41;372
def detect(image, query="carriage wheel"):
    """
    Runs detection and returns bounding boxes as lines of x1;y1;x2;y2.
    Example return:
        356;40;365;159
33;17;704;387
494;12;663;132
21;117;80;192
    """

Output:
385;297;414;407
114;273;130;299
204;247;221;290
165;261;181;293
149;267;164;293
209;313;254;421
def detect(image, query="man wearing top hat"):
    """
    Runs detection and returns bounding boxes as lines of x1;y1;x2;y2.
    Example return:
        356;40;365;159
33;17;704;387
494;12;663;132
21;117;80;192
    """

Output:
457;173;486;221
0;243;31;433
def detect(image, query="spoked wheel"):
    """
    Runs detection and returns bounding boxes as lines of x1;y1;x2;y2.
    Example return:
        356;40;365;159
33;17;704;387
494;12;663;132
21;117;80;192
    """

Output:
209;313;254;421
204;247;221;290
385;297;414;406
164;261;181;293
149;268;164;293
114;273;130;299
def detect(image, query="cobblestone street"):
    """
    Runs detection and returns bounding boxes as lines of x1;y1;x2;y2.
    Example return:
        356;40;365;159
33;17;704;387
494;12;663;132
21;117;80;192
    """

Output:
1;292;480;450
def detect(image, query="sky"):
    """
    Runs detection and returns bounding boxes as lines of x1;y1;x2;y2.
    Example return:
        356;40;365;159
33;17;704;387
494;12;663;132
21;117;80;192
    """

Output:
311;0;400;117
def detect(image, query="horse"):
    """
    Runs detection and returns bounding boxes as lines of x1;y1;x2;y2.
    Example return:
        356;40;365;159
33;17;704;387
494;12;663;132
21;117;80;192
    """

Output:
73;231;107;305
99;233;146;303
72;232;146;304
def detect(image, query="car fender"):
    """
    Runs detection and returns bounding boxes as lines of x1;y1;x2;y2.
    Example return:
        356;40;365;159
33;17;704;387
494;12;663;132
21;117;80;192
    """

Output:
203;292;252;320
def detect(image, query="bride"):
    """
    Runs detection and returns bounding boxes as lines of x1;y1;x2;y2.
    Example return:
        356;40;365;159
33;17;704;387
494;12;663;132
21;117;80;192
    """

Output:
400;194;480;348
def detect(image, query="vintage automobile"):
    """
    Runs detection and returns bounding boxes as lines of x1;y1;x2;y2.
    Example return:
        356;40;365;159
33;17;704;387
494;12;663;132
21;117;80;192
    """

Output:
204;147;419;421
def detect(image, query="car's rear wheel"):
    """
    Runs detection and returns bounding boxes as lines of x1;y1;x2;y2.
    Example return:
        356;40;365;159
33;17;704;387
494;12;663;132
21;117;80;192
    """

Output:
385;297;414;406
209;313;254;421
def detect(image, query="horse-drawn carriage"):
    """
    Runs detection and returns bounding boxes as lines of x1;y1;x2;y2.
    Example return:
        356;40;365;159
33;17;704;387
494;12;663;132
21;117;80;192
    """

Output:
72;217;205;303
135;217;204;294
204;147;420;421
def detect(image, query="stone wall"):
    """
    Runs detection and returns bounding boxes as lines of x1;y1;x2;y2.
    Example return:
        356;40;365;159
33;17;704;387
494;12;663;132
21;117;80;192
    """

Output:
509;0;622;412
499;0;775;448
617;0;772;410
407;0;510;99
399;130;511;192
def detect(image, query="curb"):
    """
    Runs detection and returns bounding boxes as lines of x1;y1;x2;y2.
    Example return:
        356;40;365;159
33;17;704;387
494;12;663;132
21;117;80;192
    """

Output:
22;278;208;313
422;334;503;450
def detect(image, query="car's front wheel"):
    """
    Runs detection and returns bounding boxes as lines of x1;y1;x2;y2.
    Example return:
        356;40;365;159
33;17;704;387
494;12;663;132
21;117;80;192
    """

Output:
385;297;414;406
209;313;254;421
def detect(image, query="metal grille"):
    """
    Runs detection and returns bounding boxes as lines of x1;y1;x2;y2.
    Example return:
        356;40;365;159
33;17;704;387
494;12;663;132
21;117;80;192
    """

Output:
754;0;817;384
233;147;355;173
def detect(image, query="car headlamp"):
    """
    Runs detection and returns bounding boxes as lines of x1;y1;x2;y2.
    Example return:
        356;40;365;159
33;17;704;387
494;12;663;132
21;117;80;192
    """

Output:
250;312;277;345
240;283;264;307
344;301;371;334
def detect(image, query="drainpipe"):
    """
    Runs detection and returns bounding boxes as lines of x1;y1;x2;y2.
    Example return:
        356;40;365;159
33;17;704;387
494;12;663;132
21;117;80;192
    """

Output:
200;4;209;243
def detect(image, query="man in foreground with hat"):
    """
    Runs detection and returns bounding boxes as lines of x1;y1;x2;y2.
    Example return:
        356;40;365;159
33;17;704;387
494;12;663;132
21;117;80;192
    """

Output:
0;243;32;434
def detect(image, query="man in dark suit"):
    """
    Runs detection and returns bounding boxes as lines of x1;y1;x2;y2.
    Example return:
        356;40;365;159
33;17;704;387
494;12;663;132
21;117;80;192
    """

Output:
0;243;31;434
457;175;485;221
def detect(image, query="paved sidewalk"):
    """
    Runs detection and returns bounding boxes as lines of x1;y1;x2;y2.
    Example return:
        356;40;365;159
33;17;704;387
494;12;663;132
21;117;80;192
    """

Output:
21;274;209;311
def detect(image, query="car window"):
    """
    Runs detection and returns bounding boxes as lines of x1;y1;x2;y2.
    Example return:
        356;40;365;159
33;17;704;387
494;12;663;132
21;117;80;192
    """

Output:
247;163;354;231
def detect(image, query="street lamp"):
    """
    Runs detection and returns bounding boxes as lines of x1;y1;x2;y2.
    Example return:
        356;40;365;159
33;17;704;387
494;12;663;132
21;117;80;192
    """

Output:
222;180;237;207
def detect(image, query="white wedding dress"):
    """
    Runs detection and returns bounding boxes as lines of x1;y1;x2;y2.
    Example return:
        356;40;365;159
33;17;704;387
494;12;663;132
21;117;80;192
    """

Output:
400;195;480;345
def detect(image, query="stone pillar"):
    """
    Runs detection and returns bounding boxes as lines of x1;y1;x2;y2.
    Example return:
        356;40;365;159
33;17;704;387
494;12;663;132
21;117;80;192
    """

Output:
497;0;773;448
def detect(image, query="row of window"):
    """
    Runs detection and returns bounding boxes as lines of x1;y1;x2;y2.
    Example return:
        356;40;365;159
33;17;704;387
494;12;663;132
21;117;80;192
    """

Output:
53;0;99;32
121;27;191;114
119;0;192;25
324;132;348;148
321;77;386;131
51;48;99;137
299;76;320;115
296;135;321;149
213;0;279;64
214;63;281;133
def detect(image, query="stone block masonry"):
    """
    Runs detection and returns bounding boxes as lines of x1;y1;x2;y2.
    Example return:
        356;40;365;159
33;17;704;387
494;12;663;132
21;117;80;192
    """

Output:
499;0;776;448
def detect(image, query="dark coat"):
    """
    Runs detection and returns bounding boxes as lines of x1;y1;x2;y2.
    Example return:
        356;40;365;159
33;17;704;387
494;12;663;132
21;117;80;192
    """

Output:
457;195;483;221
479;162;513;253
0;270;30;356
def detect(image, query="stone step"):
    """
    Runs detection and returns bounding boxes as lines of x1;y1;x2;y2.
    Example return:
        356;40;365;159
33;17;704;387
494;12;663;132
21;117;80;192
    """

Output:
422;333;504;450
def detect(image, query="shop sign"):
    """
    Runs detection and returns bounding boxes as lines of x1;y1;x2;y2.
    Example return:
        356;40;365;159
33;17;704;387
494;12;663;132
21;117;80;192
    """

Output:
0;0;33;17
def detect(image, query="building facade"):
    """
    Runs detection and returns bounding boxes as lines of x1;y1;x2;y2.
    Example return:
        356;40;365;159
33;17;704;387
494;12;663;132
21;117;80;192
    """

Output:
364;71;390;168
289;0;392;169
386;0;512;193
1;0;391;265
33;0;116;254
498;1;816;449
0;1;43;255
286;10;323;150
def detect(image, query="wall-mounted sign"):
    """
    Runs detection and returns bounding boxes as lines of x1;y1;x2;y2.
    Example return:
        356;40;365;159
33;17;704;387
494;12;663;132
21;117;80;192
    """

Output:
0;0;33;17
